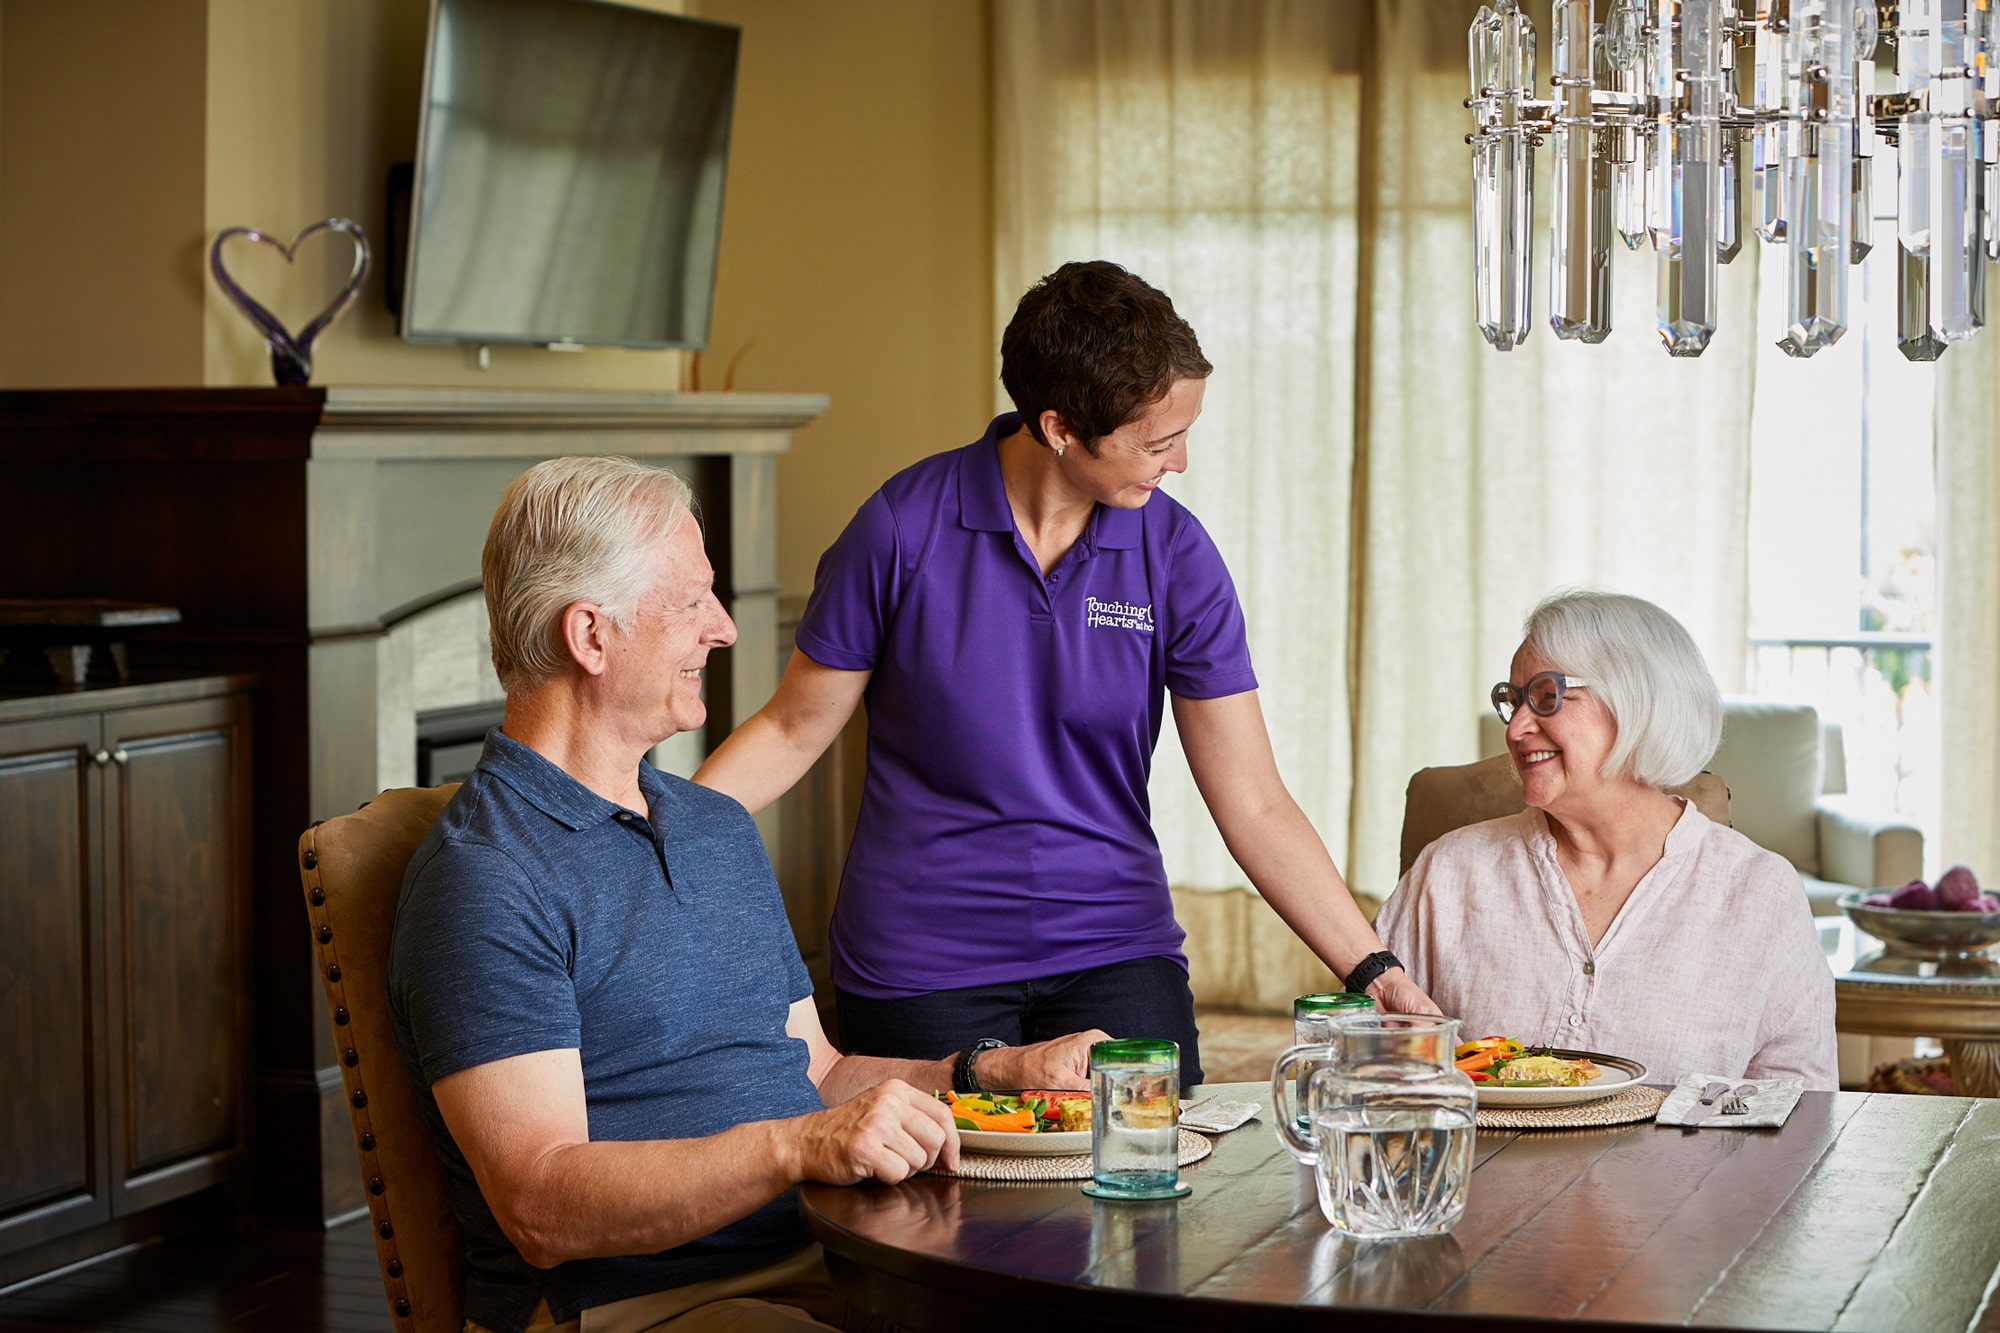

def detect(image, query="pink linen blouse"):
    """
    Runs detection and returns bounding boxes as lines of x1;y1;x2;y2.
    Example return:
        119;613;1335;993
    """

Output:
1375;800;1838;1090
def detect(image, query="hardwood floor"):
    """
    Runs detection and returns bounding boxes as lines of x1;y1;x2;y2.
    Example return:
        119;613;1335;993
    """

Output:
0;1218;391;1333
0;1010;1296;1333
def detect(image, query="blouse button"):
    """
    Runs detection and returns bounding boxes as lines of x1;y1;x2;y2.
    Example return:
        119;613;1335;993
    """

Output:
1568;1013;1584;1027
1583;961;1596;975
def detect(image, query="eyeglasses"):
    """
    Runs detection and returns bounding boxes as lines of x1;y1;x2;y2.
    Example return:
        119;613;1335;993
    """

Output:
1491;671;1595;723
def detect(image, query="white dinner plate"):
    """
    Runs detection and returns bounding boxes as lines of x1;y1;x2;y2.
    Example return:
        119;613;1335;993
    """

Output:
957;1127;1092;1156
1473;1049;1648;1108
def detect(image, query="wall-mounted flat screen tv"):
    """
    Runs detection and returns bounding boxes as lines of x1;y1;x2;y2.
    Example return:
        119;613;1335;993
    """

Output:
401;0;740;350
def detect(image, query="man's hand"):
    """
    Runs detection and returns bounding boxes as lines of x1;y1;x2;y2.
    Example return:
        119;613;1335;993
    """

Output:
980;1029;1110;1091
790;1080;959;1184
1368;968;1442;1017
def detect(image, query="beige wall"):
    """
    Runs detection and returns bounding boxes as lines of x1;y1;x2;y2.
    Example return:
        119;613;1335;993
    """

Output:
0;0;687;390
0;0;209;386
693;0;994;596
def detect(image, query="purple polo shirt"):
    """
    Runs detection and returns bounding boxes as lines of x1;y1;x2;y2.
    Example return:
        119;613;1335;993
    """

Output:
796;413;1259;999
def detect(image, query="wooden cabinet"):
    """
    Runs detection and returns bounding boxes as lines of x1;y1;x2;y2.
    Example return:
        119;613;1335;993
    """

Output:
0;677;252;1258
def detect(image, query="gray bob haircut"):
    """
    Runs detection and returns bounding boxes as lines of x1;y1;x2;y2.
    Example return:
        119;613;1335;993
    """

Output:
483;456;697;691
1522;590;1723;789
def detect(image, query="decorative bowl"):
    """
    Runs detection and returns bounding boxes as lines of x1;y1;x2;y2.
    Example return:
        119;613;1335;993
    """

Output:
1839;891;2000;958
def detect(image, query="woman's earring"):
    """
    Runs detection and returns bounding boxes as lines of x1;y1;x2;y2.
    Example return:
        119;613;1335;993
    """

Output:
1054;446;1065;458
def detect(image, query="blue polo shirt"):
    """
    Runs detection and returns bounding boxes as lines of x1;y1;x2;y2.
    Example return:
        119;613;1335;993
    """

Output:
386;730;824;1333
797;413;1259;999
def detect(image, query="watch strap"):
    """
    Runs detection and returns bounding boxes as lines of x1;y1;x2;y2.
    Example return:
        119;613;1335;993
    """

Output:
1343;950;1402;996
952;1038;1006;1093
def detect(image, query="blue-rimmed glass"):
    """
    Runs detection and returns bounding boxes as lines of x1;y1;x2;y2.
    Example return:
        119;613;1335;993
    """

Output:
1491;671;1594;723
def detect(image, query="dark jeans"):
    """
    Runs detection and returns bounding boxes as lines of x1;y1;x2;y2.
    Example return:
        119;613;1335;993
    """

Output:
834;955;1204;1089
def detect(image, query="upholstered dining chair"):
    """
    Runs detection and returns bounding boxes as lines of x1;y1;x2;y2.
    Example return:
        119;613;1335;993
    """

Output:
298;784;462;1333
1398;754;1731;879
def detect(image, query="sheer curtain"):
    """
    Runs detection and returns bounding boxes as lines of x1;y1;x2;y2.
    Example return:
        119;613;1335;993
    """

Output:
1936;345;2000;881
995;0;1761;1009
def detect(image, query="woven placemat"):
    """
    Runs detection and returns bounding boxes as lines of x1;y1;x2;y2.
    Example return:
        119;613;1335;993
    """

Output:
1475;1084;1667;1130
927;1127;1213;1181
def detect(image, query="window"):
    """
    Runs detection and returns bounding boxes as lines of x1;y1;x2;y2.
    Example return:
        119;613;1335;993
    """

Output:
1745;150;1938;867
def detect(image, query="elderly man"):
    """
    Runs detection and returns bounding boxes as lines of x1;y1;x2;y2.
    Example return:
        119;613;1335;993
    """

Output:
387;456;1102;1333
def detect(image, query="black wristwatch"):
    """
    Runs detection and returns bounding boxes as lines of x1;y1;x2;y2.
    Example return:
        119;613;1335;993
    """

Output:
1343;950;1403;996
952;1038;1007;1093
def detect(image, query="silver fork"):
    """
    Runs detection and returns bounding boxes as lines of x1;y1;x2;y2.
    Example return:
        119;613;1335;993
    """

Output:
1717;1083;1758;1116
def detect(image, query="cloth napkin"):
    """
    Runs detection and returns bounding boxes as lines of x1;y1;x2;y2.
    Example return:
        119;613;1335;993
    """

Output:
1654;1073;1806;1128
1179;1098;1261;1134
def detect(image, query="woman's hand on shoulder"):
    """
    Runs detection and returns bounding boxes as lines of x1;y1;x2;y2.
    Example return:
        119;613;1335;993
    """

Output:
1370;969;1443;1017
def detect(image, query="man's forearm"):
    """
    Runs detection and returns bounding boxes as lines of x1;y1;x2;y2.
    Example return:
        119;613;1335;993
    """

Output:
492;1120;799;1269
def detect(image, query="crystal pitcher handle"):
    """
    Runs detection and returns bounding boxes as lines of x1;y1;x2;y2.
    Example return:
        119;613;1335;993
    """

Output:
1270;1041;1337;1164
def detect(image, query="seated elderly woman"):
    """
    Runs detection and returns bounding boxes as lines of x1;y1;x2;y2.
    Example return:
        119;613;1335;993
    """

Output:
1377;590;1837;1090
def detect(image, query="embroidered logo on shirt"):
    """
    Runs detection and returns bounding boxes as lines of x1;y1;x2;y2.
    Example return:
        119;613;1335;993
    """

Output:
1084;597;1155;632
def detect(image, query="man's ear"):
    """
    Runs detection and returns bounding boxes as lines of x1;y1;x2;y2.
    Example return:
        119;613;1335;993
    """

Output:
560;601;617;677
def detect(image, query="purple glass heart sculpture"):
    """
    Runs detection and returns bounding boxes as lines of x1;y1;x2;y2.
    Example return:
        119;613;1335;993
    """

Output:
208;218;371;387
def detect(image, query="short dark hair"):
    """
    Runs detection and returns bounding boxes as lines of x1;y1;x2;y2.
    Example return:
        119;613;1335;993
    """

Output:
999;261;1212;456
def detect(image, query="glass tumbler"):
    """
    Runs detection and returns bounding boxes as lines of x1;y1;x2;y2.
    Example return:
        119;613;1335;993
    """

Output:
1083;1038;1186;1200
1274;1015;1477;1239
1280;993;1377;1131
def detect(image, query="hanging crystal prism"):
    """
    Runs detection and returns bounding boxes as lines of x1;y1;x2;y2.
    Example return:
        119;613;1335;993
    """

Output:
1551;0;1610;338
1599;5;1650;251
1779;0;1856;356
1898;241;1950;358
1852;55;1875;263
1720;131;1747;262
1930;0;1982;341
1753;1;1789;240
1469;3;1537;350
1658;0;1724;355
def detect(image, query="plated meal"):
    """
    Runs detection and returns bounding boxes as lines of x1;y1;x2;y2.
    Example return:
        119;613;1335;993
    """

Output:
939;1090;1094;1155
1455;1036;1647;1108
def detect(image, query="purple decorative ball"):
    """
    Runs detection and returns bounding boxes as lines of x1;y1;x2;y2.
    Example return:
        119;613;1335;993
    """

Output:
1935;865;1982;909
1887;879;1938;911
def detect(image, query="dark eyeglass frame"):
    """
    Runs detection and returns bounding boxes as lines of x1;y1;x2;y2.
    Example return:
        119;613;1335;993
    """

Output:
1491;671;1596;723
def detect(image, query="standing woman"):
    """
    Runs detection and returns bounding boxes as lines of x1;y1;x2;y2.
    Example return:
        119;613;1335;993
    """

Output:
696;261;1435;1088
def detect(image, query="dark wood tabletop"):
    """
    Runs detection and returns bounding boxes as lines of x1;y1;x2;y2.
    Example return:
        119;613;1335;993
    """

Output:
800;1084;2000;1332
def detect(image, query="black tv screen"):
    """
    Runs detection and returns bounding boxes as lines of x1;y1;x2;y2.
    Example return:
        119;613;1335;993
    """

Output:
401;0;739;350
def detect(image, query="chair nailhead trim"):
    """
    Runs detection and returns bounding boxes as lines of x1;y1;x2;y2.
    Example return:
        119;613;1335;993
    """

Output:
302;820;436;1332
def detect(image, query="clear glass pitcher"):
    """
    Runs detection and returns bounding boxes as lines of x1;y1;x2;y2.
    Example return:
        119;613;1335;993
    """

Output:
1271;1015;1478;1239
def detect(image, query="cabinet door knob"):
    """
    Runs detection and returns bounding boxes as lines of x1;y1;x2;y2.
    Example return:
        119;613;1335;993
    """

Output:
112;748;129;765
93;749;111;767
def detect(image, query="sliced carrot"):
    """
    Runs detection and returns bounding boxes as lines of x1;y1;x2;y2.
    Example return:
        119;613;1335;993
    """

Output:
1455;1050;1497;1072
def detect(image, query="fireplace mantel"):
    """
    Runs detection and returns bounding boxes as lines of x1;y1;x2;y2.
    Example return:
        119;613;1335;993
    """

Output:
0;385;825;1229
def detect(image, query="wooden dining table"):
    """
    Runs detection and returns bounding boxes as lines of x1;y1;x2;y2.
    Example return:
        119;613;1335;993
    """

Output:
801;1082;2000;1331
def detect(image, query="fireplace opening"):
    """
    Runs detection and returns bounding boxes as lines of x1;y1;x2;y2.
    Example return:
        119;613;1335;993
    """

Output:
416;702;506;786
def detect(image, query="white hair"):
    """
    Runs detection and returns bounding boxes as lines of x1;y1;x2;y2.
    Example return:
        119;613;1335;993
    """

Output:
1522;589;1722;788
482;456;697;691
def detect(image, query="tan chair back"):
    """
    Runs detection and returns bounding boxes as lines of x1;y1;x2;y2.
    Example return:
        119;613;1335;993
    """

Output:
299;785;462;1333
1399;754;1730;879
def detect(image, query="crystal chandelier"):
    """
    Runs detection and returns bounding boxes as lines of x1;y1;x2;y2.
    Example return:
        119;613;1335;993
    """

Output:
1466;0;1995;360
